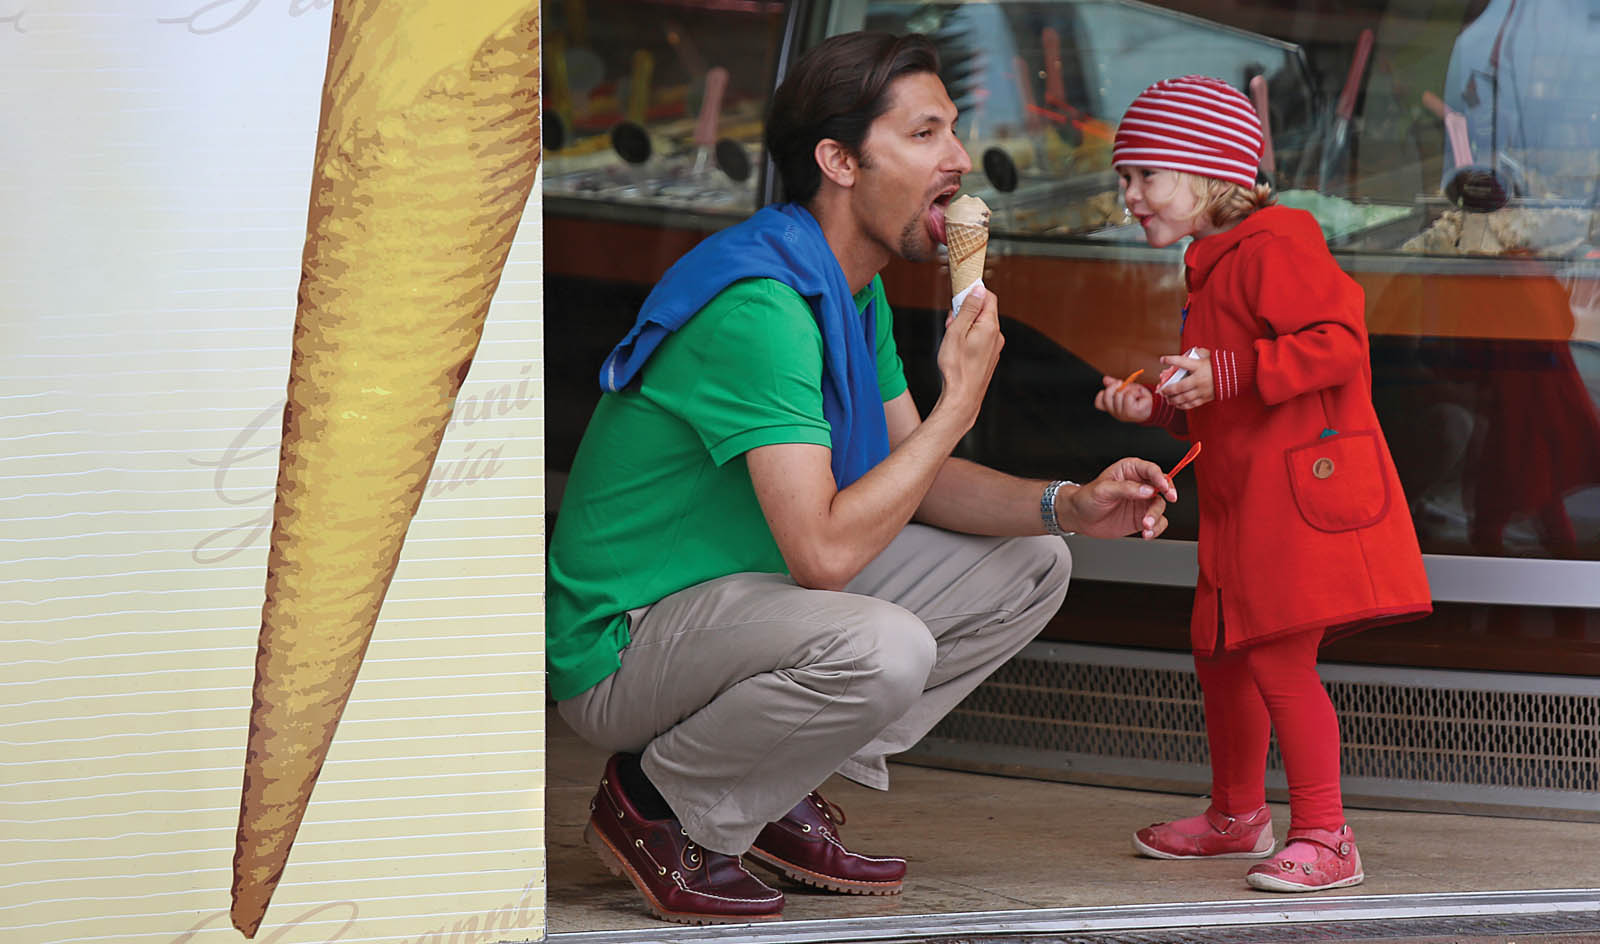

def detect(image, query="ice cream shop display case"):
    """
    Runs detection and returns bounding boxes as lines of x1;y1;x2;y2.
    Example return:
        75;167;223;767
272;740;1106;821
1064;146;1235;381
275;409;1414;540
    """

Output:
544;0;1600;678
542;0;784;216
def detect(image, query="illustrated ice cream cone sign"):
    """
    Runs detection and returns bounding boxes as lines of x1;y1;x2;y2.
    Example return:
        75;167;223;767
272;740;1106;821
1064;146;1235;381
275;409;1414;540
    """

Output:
229;0;542;937
946;194;991;313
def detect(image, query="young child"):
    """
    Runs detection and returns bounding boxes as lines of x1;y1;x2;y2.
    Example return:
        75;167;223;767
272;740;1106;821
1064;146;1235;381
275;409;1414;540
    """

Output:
1095;75;1433;892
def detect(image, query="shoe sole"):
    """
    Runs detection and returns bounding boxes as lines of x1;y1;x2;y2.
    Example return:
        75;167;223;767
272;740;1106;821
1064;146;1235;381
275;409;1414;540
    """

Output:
584;819;783;924
744;848;904;896
1132;835;1276;860
1246;870;1365;893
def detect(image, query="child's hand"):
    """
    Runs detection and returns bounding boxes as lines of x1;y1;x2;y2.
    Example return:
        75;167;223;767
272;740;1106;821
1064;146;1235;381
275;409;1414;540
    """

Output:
1094;374;1154;423
1159;348;1214;410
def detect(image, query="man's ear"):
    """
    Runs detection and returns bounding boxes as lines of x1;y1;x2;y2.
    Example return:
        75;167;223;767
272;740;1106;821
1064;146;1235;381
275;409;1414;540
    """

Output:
814;138;856;188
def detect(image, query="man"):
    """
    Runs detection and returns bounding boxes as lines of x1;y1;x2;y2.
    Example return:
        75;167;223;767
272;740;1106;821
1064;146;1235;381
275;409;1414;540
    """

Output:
546;31;1175;924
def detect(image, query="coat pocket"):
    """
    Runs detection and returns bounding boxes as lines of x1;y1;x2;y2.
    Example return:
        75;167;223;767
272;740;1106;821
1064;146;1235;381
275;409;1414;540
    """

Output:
1284;429;1390;532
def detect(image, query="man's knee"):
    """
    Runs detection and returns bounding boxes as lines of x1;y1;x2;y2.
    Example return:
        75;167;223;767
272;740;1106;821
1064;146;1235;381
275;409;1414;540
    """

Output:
1016;534;1073;605
1037;533;1073;581
837;603;936;723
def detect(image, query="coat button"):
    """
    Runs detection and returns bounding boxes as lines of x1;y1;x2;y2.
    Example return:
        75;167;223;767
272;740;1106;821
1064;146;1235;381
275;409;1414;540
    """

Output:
1312;457;1335;479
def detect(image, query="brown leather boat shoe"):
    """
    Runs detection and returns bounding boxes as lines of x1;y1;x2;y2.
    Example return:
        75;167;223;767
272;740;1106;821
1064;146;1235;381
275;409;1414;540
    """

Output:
585;754;784;924
746;791;906;895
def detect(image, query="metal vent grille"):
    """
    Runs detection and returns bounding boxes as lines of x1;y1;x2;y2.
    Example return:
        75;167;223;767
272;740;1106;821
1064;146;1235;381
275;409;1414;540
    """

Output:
910;642;1600;820
1340;684;1599;792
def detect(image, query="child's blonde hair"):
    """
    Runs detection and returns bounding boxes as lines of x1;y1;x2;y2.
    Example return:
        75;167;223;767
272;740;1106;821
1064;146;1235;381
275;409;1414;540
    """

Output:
1181;172;1275;229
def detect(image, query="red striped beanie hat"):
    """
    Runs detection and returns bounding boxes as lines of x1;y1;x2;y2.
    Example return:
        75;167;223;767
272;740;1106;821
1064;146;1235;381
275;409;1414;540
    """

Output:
1112;75;1264;189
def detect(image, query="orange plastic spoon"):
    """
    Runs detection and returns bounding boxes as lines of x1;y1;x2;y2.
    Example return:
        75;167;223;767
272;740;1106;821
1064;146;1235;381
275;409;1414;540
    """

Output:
1116;367;1144;392
1167;441;1203;480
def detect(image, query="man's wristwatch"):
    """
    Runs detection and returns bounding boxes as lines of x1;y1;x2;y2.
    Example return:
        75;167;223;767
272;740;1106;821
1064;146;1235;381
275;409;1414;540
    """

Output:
1041;480;1077;537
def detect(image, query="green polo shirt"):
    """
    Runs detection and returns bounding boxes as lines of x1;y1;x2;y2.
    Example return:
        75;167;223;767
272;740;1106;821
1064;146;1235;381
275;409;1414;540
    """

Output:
546;275;906;701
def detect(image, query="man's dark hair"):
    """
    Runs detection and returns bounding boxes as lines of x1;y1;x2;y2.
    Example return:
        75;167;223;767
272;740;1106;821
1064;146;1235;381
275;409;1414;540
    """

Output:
764;32;941;205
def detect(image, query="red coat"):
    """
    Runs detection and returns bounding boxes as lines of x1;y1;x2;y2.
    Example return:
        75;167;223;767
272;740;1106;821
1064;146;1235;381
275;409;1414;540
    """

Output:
1152;206;1432;653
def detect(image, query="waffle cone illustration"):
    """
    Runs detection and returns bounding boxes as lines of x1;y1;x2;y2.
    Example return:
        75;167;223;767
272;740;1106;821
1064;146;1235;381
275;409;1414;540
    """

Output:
945;194;991;302
229;1;541;937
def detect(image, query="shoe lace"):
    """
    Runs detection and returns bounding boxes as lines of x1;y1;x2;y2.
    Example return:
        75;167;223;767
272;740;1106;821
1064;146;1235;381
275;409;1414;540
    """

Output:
810;792;846;828
678;827;704;871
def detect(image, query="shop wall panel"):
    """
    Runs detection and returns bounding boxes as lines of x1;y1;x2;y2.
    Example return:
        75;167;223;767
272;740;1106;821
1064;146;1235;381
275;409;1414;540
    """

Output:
1;4;547;943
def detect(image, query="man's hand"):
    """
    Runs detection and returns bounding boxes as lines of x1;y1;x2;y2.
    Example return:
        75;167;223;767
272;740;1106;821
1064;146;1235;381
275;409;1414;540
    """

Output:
933;284;1004;430
1060;457;1175;540
1158;348;1213;410
1094;374;1154;423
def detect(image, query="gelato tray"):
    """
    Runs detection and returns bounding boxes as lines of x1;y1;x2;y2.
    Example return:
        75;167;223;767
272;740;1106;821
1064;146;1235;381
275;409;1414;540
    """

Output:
1275;190;1416;244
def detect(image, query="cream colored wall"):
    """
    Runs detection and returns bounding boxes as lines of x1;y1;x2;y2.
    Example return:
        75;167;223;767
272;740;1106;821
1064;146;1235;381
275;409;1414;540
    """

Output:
0;5;546;943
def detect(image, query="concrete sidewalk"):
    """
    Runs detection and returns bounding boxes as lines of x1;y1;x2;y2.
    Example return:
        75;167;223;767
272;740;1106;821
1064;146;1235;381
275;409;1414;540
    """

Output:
544;714;1600;941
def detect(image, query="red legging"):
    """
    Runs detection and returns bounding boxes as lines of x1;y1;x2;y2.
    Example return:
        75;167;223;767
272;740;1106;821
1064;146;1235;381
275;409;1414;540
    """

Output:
1195;627;1344;831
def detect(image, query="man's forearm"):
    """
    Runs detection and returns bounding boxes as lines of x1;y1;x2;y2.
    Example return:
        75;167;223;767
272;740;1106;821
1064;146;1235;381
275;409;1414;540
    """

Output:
754;403;979;590
915;456;1064;536
825;407;978;558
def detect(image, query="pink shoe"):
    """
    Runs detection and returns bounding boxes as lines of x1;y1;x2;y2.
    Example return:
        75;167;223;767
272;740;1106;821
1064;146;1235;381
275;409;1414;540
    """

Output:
1133;805;1274;859
1245;824;1364;892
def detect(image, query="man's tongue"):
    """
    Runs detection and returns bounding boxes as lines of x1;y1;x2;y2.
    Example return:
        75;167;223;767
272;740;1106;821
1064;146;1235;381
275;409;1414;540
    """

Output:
927;202;947;245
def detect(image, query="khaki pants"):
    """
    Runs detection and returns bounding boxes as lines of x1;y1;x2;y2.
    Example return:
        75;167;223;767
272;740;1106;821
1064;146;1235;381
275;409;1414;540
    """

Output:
557;525;1072;854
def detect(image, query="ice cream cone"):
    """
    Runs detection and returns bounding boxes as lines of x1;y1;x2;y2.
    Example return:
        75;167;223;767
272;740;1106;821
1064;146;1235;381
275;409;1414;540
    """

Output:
228;0;541;937
947;222;989;298
944;194;991;307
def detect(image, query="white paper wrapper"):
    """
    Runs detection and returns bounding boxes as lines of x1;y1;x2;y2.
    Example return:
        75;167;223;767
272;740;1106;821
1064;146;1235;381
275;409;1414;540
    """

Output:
951;277;985;316
1156;347;1203;391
